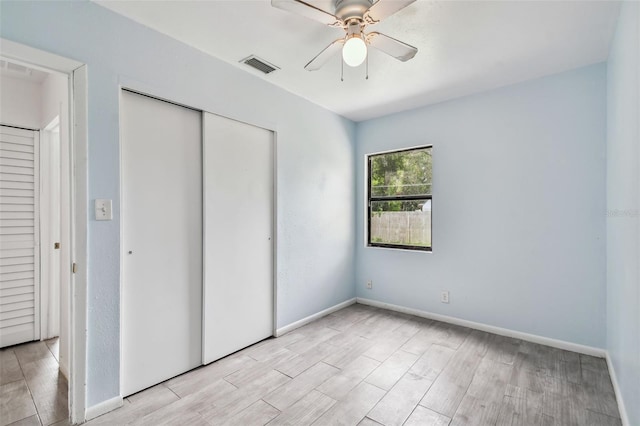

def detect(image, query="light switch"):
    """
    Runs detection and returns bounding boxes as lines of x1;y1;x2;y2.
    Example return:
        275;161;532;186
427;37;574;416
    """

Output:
95;199;113;221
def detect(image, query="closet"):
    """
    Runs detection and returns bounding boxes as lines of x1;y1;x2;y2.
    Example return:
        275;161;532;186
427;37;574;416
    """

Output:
120;90;274;396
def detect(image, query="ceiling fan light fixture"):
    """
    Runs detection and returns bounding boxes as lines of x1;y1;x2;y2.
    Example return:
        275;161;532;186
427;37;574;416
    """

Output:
342;34;367;67
272;0;418;73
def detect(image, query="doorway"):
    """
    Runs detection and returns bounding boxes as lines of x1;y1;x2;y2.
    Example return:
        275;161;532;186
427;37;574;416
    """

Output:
0;39;88;424
0;61;70;363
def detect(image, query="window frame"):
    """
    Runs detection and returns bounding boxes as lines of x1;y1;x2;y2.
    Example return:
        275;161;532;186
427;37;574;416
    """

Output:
366;145;433;252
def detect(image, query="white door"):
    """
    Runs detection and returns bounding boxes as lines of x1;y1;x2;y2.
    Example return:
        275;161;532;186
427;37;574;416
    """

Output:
0;126;40;348
202;112;274;364
121;91;202;396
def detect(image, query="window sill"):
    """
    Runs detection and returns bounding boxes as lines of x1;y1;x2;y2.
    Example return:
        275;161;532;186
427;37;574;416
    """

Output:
366;245;432;253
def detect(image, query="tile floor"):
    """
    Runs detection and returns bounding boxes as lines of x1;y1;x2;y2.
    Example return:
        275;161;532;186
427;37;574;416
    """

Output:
92;304;621;425
0;338;68;426
1;304;623;425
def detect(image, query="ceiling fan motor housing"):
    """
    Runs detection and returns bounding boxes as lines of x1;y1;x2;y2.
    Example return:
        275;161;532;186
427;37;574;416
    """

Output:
335;0;374;22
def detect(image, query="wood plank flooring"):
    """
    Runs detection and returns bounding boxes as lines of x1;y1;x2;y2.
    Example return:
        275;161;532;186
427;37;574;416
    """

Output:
2;305;622;425
0;338;68;426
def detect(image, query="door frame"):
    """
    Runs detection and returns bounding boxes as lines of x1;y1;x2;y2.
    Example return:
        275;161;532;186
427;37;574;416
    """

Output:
0;38;89;425
40;115;60;341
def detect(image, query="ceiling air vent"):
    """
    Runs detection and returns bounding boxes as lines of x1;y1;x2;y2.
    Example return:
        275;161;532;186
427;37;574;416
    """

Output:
7;62;29;74
241;56;279;75
1;60;31;76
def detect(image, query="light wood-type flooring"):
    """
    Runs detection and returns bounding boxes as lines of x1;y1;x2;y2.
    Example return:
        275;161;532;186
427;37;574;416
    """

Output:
3;304;622;425
0;338;69;426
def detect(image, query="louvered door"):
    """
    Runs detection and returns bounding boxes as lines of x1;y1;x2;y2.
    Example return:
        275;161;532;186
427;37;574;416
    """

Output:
0;125;39;348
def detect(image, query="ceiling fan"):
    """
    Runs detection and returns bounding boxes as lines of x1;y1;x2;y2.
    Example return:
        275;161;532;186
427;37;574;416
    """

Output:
271;0;418;71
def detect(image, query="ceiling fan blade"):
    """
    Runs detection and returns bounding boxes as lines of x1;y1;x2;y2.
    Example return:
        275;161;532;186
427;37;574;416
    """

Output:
364;0;417;24
271;0;342;27
305;38;345;71
366;32;417;62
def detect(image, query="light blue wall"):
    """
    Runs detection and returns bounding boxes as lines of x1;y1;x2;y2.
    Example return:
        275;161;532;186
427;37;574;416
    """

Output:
2;0;632;415
355;64;607;348
0;1;356;406
606;2;640;424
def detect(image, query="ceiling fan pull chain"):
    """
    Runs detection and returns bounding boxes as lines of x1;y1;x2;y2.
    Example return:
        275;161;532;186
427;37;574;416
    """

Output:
341;58;344;82
366;53;369;80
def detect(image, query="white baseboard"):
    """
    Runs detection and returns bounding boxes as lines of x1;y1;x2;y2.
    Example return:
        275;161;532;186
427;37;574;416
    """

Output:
606;352;630;426
275;298;356;337
356;298;606;358
85;395;123;421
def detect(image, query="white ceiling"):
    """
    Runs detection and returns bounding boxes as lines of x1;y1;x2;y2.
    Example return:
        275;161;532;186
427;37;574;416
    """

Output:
94;0;620;122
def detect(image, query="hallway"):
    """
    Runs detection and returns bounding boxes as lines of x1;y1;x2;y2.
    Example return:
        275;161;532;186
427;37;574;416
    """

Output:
0;338;68;425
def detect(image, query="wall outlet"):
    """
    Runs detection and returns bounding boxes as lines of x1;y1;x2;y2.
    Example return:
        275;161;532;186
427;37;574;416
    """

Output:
440;291;450;304
366;280;373;289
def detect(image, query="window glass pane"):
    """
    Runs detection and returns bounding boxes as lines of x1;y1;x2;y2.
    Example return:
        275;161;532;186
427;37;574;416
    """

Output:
370;148;432;197
370;200;431;248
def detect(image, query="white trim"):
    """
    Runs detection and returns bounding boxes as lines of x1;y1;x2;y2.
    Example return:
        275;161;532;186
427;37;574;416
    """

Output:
39;126;50;340
200;109;207;362
0;38;81;74
117;86;125;404
84;396;124;422
70;65;88;425
356;298;606;357
33;131;41;342
40;117;62;341
118;84;126;402
606;352;630;426
275;298;357;337
272;131;278;338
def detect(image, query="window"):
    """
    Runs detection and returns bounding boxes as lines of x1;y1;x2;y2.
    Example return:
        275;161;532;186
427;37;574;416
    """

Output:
367;146;432;251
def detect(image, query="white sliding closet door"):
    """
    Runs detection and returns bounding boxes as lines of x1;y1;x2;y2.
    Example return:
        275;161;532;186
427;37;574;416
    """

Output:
0;126;40;348
203;113;274;364
121;91;202;396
